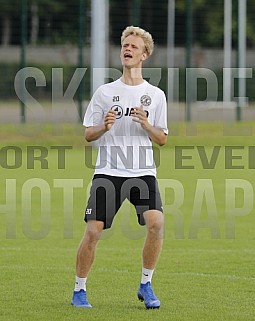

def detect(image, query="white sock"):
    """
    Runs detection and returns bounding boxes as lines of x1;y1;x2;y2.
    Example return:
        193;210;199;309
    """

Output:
141;267;154;284
74;276;87;292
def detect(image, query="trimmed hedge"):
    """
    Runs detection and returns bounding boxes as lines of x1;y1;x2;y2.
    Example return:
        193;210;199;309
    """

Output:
1;63;255;102
0;63;91;100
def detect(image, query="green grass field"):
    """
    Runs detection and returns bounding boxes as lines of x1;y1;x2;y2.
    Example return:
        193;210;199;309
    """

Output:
0;122;255;321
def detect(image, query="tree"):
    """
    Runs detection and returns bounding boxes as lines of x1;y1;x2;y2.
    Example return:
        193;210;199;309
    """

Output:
0;1;19;46
30;1;39;45
175;0;255;48
28;0;65;44
1;0;255;48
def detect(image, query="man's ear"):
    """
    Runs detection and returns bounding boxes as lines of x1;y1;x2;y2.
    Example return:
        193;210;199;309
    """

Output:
141;52;148;61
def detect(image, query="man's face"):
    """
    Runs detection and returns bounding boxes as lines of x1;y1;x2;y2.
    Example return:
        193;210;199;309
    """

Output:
120;35;147;68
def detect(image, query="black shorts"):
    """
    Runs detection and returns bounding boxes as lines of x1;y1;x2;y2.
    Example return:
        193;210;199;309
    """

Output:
84;174;163;229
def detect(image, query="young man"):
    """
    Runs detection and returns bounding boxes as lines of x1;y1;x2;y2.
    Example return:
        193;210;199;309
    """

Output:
71;26;168;309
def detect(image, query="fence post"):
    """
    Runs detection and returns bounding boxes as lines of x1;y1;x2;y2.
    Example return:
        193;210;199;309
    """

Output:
167;0;175;104
185;0;192;122
78;0;86;121
20;0;27;123
132;0;141;26
237;0;247;121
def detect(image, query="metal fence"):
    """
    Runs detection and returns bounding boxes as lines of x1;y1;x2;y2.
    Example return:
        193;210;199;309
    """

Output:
0;0;254;123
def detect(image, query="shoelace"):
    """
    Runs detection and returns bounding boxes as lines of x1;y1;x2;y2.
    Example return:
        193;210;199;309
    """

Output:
78;290;87;304
144;285;156;300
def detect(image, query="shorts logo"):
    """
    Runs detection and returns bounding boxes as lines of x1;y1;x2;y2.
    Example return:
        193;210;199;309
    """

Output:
86;208;92;215
111;105;123;119
140;95;152;107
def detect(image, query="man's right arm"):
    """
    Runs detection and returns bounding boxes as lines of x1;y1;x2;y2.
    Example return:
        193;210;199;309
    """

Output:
84;125;107;142
84;110;117;142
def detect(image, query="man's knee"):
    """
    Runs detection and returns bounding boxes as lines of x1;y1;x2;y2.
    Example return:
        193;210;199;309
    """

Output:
85;220;104;242
144;210;164;235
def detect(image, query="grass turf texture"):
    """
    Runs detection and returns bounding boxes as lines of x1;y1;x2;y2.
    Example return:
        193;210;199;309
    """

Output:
0;122;255;321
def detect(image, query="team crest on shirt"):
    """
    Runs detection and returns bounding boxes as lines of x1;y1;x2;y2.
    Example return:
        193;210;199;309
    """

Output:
140;94;152;107
111;105;123;119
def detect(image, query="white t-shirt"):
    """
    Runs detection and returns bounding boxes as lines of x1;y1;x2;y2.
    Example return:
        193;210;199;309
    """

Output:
83;78;168;177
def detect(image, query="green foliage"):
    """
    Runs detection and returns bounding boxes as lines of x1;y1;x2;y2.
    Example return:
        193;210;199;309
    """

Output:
0;0;20;15
0;0;255;47
173;0;255;47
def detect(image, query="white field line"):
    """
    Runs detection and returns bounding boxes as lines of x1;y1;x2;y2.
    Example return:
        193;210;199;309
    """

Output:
170;272;255;281
1;247;255;253
0;262;254;281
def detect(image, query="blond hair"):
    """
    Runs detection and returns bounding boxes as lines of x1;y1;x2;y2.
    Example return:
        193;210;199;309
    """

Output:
121;26;154;57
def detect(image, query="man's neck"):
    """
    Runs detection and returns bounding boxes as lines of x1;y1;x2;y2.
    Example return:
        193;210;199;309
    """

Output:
121;67;144;86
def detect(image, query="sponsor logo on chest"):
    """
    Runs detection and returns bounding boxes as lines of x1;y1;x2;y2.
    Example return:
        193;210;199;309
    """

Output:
110;94;151;119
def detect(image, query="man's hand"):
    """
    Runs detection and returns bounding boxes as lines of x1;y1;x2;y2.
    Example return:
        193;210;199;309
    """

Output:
130;105;167;146
85;109;117;142
130;105;149;130
105;109;117;131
